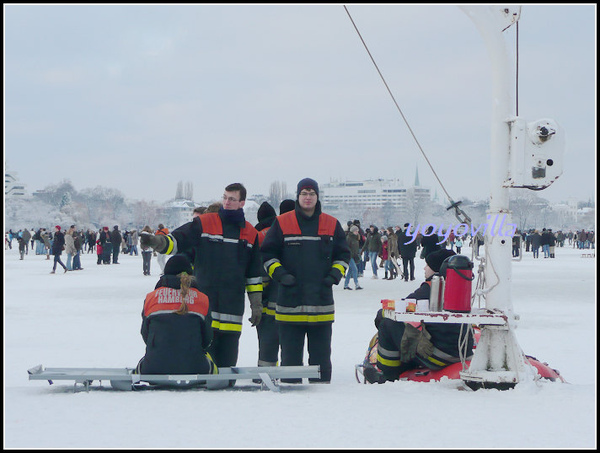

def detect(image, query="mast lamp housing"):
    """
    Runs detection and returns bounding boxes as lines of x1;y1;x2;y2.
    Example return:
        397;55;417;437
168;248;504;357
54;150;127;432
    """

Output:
504;117;565;190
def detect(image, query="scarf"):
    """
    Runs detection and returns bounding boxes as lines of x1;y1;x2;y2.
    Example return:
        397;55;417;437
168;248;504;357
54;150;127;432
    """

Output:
219;207;246;226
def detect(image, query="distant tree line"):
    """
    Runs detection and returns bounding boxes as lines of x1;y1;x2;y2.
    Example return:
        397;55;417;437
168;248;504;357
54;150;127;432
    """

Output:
4;178;595;232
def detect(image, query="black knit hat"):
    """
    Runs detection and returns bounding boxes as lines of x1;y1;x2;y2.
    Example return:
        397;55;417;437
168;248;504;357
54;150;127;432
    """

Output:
257;201;276;223
279;199;296;214
297;178;319;198
164;254;193;276
425;248;456;273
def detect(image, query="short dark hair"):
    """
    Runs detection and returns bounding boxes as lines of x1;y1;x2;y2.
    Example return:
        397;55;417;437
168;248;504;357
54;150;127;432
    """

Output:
225;183;246;201
193;206;207;214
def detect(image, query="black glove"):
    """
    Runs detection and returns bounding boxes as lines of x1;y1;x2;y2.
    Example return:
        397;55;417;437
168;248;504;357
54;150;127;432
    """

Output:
280;273;297;287
139;232;166;251
322;275;336;286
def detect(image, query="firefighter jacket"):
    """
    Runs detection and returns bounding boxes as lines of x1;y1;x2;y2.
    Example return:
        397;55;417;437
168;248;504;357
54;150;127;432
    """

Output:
403;278;474;369
157;210;263;334
261;203;350;325
257;225;277;319
140;275;212;374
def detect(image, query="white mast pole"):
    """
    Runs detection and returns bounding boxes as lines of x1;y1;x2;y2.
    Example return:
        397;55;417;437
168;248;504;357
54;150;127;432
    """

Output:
458;5;534;389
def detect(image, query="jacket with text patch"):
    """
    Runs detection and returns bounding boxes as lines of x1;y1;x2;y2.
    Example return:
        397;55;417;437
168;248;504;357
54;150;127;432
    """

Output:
261;204;350;324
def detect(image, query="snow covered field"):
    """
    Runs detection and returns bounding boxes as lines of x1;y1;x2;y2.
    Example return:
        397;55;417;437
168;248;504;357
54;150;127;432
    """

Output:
4;243;596;448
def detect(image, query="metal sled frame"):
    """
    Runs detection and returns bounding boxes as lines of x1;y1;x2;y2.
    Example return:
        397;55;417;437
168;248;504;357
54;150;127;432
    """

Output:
382;308;509;326
27;364;320;393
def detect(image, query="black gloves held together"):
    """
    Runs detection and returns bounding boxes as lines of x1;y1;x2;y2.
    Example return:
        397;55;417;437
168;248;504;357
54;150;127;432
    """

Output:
322;275;337;287
279;273;297;287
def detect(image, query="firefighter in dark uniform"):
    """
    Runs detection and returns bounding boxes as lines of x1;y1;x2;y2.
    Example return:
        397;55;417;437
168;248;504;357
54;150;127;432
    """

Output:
140;183;263;370
136;254;217;376
254;201;279;368
375;248;475;382
254;199;297;369
261;178;350;383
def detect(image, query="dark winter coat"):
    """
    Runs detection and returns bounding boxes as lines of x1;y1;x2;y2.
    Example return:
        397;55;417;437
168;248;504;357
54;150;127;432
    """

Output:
346;232;361;263
540;230;553;246
99;229;111;245
163;210;263;334
21;229;31;243
420;233;441;258
111;229;122;249
398;229;418;259
74;233;83;252
362;229;382;254
255;202;278;313
139;275;213;375
51;231;65;255
261;202;350;325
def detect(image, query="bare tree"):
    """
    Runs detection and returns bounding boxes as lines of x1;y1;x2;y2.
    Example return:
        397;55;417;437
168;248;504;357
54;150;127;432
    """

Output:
268;181;290;207
510;191;549;230
185;181;193;200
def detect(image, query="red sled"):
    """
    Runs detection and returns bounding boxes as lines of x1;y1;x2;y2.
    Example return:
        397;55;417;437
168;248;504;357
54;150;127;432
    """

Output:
356;329;566;384
398;356;566;383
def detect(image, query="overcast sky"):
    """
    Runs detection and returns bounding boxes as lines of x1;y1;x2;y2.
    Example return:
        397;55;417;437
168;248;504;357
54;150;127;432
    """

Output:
4;4;596;206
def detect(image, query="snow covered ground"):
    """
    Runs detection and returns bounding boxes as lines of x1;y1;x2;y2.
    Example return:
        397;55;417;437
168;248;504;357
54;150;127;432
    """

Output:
4;243;596;448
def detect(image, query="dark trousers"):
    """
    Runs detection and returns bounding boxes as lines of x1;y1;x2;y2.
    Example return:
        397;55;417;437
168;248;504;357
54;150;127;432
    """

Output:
102;243;112;264
256;314;280;366
401;257;415;280
279;323;332;383
207;330;240;368
142;251;152;275
376;318;418;381
53;254;66;271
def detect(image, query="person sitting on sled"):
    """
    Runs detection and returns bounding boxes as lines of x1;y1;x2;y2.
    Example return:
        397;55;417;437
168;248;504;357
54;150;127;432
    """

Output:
372;248;475;383
136;254;217;376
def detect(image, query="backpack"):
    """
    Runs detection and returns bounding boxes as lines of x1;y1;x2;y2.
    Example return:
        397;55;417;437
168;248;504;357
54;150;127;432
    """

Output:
355;333;387;384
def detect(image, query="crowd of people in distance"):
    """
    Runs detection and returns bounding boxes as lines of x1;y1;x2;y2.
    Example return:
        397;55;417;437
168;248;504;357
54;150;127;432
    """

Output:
5;185;595;386
511;228;595;258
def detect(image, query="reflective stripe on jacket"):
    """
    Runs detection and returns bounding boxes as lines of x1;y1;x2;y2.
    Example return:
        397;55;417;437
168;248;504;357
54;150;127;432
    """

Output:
140;277;213;374
261;208;350;324
164;212;263;334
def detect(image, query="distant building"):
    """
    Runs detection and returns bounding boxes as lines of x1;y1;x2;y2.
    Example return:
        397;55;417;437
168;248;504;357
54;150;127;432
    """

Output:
320;170;430;213
161;198;203;229
551;198;578;223
5;170;27;198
